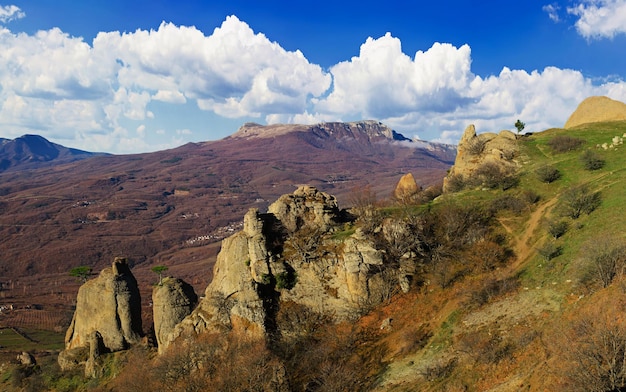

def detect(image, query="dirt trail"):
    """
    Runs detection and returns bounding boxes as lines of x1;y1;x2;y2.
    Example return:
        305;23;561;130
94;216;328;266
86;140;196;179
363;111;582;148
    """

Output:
499;196;558;268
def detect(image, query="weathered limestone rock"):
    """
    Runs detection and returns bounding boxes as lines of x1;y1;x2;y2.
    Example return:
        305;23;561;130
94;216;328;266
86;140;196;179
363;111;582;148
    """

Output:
63;257;142;353
268;185;341;232
84;331;105;378
57;346;88;371
564;96;626;129
152;277;198;354
166;186;409;349
394;173;420;201
443;124;519;192
17;351;36;366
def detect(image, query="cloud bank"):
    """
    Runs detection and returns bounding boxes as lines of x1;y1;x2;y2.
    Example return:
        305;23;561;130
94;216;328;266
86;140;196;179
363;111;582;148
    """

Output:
568;0;626;39
0;11;625;153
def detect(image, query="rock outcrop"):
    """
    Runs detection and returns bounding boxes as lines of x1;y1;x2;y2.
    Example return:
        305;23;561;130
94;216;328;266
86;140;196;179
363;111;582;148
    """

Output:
84;331;105;378
17;351;36;366
152;277;198;354
564;96;626;129
394;173;420;201
443;125;519;192
165;186;403;349
62;257;142;353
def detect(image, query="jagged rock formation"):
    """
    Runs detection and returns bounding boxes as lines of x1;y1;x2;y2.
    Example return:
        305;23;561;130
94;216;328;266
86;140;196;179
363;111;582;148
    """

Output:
443;125;518;192
394;173;420;200
152;277;198;353
564;96;626;129
61;257;142;357
166;186;404;349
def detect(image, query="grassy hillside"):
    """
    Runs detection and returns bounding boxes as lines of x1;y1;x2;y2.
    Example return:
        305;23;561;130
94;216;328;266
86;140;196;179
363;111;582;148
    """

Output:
376;121;626;391
1;121;625;391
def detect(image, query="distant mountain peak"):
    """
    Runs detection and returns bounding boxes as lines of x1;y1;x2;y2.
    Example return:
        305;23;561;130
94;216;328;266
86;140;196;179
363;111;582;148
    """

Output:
231;120;411;142
0;134;105;172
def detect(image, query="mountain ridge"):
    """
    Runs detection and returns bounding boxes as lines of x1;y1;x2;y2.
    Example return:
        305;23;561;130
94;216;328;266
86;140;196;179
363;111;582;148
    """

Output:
0;134;107;172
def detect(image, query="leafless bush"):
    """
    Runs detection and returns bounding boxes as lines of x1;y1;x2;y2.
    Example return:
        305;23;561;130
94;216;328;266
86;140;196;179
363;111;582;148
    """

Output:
580;149;605;170
490;194;527;215
466;138;487;155
536;164;562;183
472;162;519;190
537;241;562;261
546;219;569;239
561;184;602;219
420;357;458;382
467;240;514;271
445;173;466;193
581;236;626;288
547;135;585;153
565;315;626;392
466;276;520;307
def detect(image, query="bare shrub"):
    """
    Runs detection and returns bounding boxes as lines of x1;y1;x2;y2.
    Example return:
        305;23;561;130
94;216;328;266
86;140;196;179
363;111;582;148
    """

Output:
565;315;626;392
445;173;466;193
546;219;569;239
580;149;605;171
472;162;519;190
537;241;562;261
467;276;520;307
466;138;487;155
420;357;458;382
521;189;541;205
581;236;626;288
466;240;513;271
547;135;585;153
536;164;561;183
561;184;602;219
490;194;527;215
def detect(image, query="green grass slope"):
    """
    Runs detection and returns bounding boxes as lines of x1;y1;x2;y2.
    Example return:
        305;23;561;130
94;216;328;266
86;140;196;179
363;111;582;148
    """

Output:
377;121;626;391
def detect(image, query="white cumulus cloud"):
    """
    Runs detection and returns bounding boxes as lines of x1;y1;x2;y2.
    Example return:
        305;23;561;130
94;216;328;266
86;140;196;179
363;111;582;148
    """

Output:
543;3;561;22
1;15;626;153
568;0;626;39
0;4;24;23
316;34;474;118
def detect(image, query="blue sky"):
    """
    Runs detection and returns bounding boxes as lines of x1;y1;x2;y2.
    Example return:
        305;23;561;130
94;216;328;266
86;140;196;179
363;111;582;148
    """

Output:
1;1;626;153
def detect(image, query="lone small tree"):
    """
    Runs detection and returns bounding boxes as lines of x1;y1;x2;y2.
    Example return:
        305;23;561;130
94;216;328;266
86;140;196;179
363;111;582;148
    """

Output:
514;119;525;135
70;266;92;283
152;265;169;285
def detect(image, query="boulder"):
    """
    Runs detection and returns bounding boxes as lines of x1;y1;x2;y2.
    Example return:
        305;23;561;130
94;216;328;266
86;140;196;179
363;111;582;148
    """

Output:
394;173;420;201
16;351;35;366
63;257;142;353
152;277;198;354
268;185;341;232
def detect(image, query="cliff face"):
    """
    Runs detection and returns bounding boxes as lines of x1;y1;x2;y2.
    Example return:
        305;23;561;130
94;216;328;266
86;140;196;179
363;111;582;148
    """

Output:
166;186;404;346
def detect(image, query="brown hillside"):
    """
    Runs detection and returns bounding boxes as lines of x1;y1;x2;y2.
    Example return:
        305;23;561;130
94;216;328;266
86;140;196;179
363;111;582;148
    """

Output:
564;95;626;128
0;121;455;329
